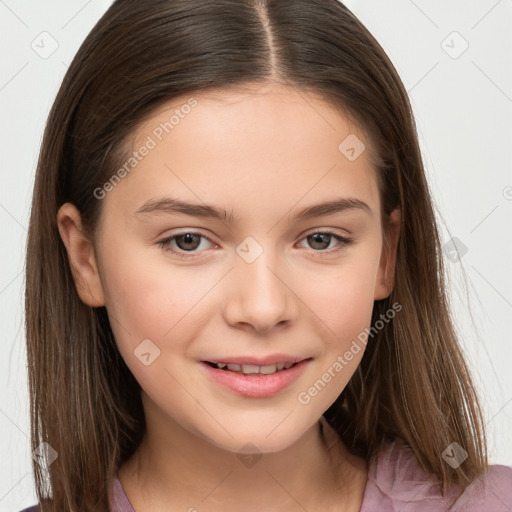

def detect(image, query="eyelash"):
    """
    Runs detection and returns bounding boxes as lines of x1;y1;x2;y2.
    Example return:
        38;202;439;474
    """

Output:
156;230;353;259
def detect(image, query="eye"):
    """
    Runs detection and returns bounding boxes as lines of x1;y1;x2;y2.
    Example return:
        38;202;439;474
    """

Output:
156;232;215;259
156;230;353;260
297;230;353;255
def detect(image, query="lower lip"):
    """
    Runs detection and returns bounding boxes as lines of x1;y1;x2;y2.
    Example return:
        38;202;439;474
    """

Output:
200;359;311;398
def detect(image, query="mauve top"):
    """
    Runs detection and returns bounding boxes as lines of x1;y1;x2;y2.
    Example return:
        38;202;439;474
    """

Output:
108;437;512;511
19;437;512;511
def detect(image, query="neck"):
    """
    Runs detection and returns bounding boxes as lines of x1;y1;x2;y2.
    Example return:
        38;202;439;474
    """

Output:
119;399;368;512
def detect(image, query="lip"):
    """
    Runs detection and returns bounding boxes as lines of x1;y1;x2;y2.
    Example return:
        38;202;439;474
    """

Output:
202;354;310;366
200;358;312;398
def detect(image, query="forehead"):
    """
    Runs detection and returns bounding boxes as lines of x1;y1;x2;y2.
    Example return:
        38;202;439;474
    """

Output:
135;82;363;146
106;82;380;220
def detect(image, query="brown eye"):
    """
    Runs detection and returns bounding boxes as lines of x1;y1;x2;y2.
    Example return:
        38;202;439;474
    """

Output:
157;232;214;259
173;233;202;251
298;231;353;253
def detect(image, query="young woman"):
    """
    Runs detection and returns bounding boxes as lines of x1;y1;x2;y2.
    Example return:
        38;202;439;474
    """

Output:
22;0;512;510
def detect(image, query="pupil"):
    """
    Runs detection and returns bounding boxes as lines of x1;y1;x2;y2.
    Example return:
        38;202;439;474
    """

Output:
309;233;330;250
178;233;200;250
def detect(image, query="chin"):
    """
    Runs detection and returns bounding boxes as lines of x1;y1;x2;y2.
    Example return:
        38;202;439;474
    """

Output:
193;416;315;455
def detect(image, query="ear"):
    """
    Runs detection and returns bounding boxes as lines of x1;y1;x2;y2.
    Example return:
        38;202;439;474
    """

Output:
56;203;105;307
374;208;401;300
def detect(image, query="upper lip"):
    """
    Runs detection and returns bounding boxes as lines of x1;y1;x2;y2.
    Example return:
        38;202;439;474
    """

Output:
203;354;312;366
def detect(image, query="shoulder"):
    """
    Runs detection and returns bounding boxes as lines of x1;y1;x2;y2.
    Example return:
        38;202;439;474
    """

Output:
18;507;40;512
449;463;512;511
361;437;512;511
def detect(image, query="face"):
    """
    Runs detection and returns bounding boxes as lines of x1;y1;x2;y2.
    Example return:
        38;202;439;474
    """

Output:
58;82;399;455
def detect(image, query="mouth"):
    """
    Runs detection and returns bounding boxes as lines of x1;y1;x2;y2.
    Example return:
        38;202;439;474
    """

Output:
200;358;313;398
203;360;303;375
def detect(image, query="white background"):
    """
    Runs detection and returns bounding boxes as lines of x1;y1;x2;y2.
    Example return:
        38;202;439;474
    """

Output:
1;0;511;509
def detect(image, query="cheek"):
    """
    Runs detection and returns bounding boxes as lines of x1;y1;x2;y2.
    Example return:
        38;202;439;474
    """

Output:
293;251;379;400
98;240;222;366
298;251;380;342
295;273;375;411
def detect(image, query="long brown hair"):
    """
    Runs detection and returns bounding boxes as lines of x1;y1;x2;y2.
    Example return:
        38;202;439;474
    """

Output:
25;0;488;510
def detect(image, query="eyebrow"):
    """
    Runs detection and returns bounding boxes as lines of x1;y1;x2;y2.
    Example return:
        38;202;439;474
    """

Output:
133;196;372;223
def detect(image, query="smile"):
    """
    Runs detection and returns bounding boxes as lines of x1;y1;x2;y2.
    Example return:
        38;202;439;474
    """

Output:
204;361;297;375
200;358;312;398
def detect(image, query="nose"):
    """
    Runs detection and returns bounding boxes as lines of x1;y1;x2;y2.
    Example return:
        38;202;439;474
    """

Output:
222;245;297;335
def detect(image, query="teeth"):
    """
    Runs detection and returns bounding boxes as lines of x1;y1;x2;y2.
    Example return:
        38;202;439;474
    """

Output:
214;362;296;374
242;364;260;374
259;364;278;374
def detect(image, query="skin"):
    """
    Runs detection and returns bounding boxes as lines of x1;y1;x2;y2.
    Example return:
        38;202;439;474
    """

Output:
57;82;400;512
